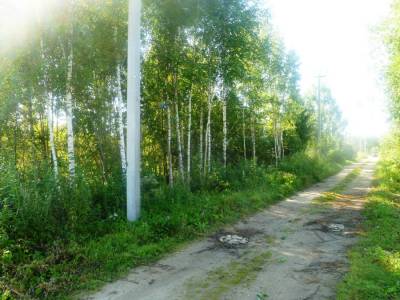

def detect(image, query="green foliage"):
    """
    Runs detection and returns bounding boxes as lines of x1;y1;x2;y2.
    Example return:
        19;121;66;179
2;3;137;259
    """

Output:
383;0;400;122
279;151;350;187
327;145;355;165
0;0;352;298
336;2;400;299
0;152;347;298
337;134;400;300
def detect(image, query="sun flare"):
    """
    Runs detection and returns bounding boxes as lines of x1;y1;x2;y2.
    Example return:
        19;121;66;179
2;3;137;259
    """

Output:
0;0;63;54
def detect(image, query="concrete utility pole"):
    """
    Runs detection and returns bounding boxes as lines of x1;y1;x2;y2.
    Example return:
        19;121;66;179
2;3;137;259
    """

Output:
127;0;142;221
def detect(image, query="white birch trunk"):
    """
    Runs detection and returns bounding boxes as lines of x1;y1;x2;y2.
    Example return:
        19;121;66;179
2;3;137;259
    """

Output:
167;106;174;186
277;121;282;161
116;64;127;175
222;91;227;168
187;88;192;182
204;84;214;175
280;129;284;159
280;95;285;159
242;107;247;162
199;107;203;174
203;111;208;176
175;101;185;180
65;38;75;178
48;96;58;177
251;116;256;164
207;88;212;173
274;120;279;167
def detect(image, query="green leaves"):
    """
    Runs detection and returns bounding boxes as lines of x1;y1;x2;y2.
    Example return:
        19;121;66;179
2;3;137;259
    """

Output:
383;0;400;122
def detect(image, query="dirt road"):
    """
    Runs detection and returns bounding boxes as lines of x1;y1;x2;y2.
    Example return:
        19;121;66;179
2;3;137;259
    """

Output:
84;158;376;300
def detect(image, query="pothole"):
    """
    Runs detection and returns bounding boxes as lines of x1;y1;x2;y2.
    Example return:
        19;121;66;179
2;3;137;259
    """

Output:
218;234;249;246
327;223;345;232
211;227;261;249
304;219;346;234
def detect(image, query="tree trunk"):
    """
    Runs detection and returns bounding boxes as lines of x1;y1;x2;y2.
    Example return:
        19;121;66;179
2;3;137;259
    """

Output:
222;88;227;168
174;72;184;181
65;30;76;178
167;106;174;187
27;95;37;167
280;95;285;159
274;119;279;167
251;115;256;164
13;109;18;168
242;107;247;162
175;101;184;181
116;64;127;175
47;96;58;177
207;86;212;173
280;129;284;159
199;107;203;175
204;125;208;176
187;88;192;183
39;111;49;161
41;39;58;177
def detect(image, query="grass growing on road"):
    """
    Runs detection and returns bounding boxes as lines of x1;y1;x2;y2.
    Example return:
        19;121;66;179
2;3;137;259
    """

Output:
314;167;361;203
185;251;272;300
337;149;400;299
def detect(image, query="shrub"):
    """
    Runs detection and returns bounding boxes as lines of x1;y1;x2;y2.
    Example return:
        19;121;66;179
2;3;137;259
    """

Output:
0;150;350;298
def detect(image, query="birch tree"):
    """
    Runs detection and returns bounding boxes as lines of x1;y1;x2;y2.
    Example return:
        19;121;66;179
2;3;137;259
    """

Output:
187;87;192;182
41;39;59;177
167;105;174;186
116;64;127;175
65;24;76;179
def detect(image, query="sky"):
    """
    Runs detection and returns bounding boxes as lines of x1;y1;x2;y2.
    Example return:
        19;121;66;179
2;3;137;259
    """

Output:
264;0;392;138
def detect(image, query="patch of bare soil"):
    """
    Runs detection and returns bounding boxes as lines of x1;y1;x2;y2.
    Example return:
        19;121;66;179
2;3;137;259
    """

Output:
82;159;376;300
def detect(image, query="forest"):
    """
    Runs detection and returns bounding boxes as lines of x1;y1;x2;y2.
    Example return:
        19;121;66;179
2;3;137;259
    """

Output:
0;0;398;299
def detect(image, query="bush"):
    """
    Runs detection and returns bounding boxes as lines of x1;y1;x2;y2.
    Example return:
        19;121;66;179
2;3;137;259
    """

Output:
0;150;349;298
327;145;355;165
337;134;400;299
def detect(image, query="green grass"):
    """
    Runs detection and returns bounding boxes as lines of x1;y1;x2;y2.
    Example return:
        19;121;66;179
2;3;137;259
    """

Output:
185;251;272;300
0;154;346;299
337;158;400;299
314;167;361;203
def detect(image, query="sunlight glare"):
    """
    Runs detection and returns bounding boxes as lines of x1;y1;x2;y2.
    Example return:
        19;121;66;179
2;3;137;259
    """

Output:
0;0;63;54
264;0;391;138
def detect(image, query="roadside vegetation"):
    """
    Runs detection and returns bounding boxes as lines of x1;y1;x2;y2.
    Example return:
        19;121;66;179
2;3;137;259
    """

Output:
0;151;351;299
337;135;400;299
337;2;400;297
0;0;354;299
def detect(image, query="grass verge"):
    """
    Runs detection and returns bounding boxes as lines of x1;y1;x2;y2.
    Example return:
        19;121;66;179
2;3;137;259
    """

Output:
337;158;400;299
0;154;346;299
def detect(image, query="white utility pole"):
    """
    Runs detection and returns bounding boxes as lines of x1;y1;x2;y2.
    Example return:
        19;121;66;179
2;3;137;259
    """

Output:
127;0;142;221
